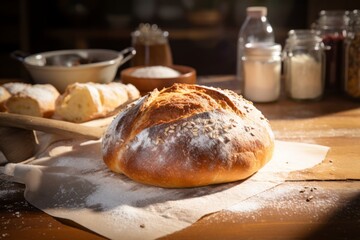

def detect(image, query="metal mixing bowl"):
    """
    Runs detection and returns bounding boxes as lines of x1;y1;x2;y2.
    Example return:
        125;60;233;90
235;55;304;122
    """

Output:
12;47;136;92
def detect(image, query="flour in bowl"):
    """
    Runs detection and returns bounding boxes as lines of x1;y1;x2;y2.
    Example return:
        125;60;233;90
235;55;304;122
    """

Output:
131;66;180;78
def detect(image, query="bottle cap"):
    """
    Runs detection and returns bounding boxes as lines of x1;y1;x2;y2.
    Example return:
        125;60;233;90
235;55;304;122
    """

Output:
247;6;267;17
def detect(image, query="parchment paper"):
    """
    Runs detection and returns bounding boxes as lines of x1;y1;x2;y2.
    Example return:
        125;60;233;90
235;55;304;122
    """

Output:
1;137;329;240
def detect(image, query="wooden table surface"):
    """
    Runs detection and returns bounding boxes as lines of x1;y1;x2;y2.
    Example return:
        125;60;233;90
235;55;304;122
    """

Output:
1;76;360;240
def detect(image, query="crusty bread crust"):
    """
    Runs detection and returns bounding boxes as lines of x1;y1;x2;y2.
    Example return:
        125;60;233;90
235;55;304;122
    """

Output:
102;84;274;188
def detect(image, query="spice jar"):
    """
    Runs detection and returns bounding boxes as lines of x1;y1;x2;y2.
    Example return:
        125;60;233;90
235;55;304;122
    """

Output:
344;10;360;100
131;23;173;66
313;10;350;93
283;30;326;101
242;43;282;103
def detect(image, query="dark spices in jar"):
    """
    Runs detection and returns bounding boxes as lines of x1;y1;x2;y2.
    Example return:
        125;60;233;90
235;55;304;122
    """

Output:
313;10;349;93
322;35;346;91
345;33;360;99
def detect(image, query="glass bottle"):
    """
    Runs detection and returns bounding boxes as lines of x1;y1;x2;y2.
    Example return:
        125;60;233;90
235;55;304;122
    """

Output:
131;23;173;66
283;30;326;101
242;42;281;103
313;10;350;93
344;10;360;100
236;6;275;93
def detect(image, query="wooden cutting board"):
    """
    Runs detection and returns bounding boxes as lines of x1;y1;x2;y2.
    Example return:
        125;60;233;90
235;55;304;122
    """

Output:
0;112;110;162
0;112;105;140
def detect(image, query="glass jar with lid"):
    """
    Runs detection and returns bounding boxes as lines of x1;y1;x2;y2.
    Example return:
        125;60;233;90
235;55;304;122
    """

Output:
242;42;282;103
344;10;360;100
131;23;173;66
313;10;350;93
283;29;326;101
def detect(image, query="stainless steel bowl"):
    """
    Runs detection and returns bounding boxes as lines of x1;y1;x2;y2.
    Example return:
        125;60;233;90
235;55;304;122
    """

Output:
12;47;136;92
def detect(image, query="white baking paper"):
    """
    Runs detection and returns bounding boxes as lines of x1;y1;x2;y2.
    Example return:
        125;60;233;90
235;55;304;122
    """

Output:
1;138;329;240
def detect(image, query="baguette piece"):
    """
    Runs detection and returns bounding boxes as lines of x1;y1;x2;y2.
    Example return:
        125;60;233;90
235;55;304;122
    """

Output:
54;82;140;123
4;84;60;117
102;83;274;188
0;86;11;112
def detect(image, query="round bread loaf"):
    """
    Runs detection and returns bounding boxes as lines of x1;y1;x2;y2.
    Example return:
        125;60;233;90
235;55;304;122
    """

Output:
102;84;274;188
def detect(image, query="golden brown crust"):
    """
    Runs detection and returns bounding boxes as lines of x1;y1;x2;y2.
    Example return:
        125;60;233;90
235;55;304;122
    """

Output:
102;84;274;188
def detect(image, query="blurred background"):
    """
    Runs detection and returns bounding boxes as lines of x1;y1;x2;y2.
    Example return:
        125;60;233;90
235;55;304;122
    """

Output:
0;0;359;80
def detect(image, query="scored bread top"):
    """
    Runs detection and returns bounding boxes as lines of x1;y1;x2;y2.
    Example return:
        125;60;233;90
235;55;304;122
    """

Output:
102;83;274;188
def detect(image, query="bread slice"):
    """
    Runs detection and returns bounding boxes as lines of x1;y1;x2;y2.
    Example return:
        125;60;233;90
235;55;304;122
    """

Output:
4;84;60;117
122;83;141;100
54;82;140;123
54;83;103;123
93;82;128;113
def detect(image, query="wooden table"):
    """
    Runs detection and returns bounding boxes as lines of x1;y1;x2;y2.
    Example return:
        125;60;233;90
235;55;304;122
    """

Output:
1;76;360;239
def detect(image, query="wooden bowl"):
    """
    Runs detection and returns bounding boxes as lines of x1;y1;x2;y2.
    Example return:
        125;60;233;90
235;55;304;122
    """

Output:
121;65;196;95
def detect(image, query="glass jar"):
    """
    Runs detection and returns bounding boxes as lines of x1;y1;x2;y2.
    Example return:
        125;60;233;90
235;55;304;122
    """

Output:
131;23;173;66
344;10;360;100
313;10;350;93
242;42;281;103
283;30;326;101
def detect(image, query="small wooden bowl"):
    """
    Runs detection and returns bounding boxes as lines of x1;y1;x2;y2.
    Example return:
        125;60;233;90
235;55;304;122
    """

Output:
121;65;196;95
